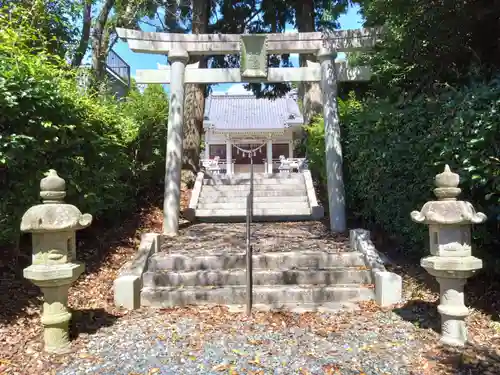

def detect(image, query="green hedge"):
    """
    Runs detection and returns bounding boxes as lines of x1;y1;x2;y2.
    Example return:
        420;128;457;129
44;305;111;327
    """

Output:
304;83;500;257
122;84;169;192
0;15;168;245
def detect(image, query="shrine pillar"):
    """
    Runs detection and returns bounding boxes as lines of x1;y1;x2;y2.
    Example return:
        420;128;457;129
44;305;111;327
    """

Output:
163;48;189;236
319;48;346;233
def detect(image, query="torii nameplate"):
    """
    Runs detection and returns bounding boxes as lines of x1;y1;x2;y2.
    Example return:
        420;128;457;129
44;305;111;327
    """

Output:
240;35;268;79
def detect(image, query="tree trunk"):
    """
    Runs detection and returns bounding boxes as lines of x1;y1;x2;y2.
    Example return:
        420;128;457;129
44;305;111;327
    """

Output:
296;0;322;125
180;0;209;188
91;0;115;82
72;0;92;68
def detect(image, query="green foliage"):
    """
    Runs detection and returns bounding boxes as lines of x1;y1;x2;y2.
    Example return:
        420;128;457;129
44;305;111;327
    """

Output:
0;9;168;245
305;85;500;255
346;84;499;248
121;84;169;192
302;93;360;184
2;0;81;58
355;0;500;95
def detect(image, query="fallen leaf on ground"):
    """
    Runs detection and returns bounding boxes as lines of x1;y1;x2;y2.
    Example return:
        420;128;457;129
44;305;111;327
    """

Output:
0;192;179;374
212;363;231;371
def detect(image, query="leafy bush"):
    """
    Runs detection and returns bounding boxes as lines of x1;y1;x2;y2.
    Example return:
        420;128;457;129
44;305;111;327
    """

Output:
304;83;500;255
121;84;169;193
302;94;361;185
0;11;168;245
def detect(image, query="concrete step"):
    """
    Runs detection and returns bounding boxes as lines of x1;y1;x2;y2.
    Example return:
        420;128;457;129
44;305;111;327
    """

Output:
198;189;306;198
198;195;309;204
203;178;304;186
195;207;312;218
201;184;306;192
148;251;366;272
141;285;375;308
195;214;315;222
143;268;373;288
210;173;303;180
196;202;311;210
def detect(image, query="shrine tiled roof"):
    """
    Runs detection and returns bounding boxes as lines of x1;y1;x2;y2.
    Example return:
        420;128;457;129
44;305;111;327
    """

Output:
203;92;304;130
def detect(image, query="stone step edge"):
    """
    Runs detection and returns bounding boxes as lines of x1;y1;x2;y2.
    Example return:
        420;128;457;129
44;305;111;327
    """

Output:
148;251;366;271
195;214;313;219
196;204;311;209
197;203;309;206
200;190;308;193
141;285;375;307
202;184;306;187
201;186;307;190
199;191;308;195
143;284;373;291
147;266;368;273
203;178;303;182
196;203;310;207
195;209;312;215
149;251;364;262
198;196;308;201
205;174;304;179
198;194;308;198
143;301;362;313
202;183;304;186
143;268;373;287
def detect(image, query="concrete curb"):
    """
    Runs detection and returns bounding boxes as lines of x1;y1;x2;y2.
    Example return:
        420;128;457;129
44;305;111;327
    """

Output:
113;233;162;310
183;171;204;221
302;169;324;219
349;229;402;307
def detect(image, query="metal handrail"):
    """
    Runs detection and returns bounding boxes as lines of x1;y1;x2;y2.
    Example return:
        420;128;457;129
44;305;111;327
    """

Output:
245;153;254;316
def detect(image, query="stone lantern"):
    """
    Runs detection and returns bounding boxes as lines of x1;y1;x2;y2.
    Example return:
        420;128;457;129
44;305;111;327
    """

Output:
410;165;487;347
21;170;92;353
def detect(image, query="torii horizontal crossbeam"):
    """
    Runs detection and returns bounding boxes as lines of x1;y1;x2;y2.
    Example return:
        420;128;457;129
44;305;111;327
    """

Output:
116;27;382;55
136;63;371;84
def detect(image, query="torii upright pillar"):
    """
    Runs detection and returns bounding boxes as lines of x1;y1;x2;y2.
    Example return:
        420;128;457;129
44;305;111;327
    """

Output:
163;48;189;236
319;48;346;233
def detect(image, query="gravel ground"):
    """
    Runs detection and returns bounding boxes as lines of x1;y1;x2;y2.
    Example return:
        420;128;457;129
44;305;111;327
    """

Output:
56;305;429;375
160;222;350;255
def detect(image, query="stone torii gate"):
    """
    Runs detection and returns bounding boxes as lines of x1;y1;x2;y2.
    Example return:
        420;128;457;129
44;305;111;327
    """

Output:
116;27;381;236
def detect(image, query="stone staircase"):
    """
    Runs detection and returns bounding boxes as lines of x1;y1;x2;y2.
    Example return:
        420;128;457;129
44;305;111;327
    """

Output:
141;244;375;311
190;172;323;221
